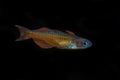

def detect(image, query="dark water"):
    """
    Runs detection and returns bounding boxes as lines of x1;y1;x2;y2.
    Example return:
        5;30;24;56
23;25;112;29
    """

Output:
0;1;120;80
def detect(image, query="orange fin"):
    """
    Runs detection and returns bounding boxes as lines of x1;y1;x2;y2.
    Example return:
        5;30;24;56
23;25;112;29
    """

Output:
33;39;55;49
66;30;75;35
35;27;51;32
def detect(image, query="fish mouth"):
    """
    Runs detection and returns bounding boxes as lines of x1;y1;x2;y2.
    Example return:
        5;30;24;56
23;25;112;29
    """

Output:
88;40;92;47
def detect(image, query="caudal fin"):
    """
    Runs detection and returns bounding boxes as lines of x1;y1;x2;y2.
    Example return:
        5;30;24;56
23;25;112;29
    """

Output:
15;25;31;41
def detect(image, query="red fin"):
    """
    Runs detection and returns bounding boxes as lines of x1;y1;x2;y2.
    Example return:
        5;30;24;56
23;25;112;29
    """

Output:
33;39;54;49
35;27;50;32
66;30;75;35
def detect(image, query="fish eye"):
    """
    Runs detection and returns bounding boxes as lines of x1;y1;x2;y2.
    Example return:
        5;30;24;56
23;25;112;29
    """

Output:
81;40;88;47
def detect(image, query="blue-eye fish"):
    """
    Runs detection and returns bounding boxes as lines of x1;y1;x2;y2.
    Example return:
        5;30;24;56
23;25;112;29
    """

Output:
15;25;92;49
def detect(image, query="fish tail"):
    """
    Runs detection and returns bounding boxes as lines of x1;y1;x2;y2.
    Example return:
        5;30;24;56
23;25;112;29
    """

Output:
15;25;31;41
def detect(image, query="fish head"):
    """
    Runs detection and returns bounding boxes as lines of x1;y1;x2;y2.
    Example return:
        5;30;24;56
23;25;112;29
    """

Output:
59;38;92;50
74;38;92;49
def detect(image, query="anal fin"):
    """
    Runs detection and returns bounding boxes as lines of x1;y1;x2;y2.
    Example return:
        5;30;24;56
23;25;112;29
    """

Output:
33;39;55;49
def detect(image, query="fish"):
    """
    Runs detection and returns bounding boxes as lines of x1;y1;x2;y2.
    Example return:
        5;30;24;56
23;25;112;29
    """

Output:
15;25;92;49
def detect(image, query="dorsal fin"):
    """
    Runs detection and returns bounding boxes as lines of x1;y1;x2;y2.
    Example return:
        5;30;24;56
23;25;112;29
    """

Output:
35;27;51;32
66;30;75;35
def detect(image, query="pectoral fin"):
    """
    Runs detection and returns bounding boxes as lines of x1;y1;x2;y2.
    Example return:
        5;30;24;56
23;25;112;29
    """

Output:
33;39;55;49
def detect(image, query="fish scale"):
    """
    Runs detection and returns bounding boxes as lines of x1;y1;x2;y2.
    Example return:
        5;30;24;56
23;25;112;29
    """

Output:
36;30;74;47
34;30;73;40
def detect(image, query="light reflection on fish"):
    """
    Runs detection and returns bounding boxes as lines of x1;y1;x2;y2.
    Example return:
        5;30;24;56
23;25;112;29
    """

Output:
15;25;92;49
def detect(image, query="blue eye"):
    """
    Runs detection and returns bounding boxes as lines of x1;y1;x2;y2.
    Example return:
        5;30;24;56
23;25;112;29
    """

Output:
81;41;88;47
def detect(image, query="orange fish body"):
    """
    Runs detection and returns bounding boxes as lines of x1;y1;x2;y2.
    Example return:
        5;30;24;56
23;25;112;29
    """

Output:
15;25;92;49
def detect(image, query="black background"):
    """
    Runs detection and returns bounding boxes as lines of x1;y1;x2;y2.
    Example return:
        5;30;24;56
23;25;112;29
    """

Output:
0;1;120;80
